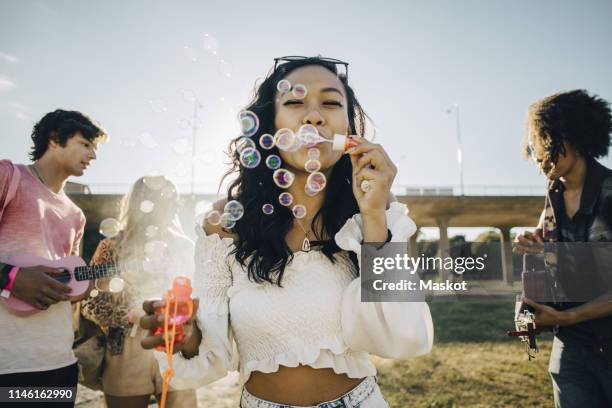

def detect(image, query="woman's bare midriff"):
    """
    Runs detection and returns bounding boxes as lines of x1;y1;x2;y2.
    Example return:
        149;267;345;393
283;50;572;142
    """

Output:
244;365;365;406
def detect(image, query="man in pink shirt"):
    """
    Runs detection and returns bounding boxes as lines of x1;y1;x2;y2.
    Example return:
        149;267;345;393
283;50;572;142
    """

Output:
0;109;107;407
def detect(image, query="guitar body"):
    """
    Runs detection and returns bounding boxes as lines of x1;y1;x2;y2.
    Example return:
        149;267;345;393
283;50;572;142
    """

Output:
2;255;91;315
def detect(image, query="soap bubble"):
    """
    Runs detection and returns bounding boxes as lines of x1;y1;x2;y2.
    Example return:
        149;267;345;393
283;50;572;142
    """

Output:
265;154;282;170
100;218;121;238
304;159;321;173
277;79;291;93
139;132;158;149
239;147;261;169
305;183;320;197
173;138;190;155
273;168;295;188
307;148;320;160
238;110;259;137
262;203;274;215
292;204;307;219
259;134;275;150
145;225;159;238
274;128;297;151
206;210;221;225
298;124;318;146
224;200;244;222
109;277;125;293
219;213;236;229
236;136;256;154
292;84;308;99
278;192;293;206
307;171;327;192
140;200;155;213
203;33;218;54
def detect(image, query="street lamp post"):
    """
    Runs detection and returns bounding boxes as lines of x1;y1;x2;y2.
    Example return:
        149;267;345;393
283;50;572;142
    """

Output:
190;97;203;197
447;104;464;196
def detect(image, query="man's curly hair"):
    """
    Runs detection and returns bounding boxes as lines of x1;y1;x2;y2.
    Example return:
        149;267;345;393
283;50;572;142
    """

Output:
30;109;107;161
523;89;611;163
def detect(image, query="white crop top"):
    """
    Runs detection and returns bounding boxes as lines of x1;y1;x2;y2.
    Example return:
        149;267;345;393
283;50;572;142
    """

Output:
155;202;434;389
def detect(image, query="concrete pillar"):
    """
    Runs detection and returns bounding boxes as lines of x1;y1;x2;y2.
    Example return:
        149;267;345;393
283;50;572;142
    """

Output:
437;217;450;281
409;228;419;260
498;226;514;285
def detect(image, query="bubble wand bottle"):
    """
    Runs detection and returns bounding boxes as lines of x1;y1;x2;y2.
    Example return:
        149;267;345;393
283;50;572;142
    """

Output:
153;276;194;408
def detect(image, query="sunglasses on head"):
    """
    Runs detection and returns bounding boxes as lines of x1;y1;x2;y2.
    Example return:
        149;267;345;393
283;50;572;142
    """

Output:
273;56;349;79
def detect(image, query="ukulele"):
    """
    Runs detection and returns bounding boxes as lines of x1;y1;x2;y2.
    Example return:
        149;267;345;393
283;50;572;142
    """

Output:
1;254;130;315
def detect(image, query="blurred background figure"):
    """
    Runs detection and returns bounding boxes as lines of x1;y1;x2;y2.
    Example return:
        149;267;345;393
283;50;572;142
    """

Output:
80;176;196;408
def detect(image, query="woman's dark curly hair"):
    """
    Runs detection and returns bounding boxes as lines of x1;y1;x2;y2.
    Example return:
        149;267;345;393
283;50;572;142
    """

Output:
30;109;107;161
221;57;371;286
523;89;612;163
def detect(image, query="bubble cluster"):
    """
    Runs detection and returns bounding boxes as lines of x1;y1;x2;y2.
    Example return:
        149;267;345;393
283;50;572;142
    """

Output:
259;134;275;150
278;192;294;206
277;79;291;93
273;168;295;188
239;110;259;137
292;84;308;99
140;200;155;213
224;200;245;222
240;147;261;168
262;203;274;215
292;204;307;219
265;154;282;170
99;218;121;238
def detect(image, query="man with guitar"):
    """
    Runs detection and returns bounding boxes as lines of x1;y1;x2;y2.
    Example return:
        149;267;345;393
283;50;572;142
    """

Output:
0;109;107;407
514;90;612;408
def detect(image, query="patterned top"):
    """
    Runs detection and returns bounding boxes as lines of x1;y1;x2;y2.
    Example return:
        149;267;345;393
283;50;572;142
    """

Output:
81;231;195;355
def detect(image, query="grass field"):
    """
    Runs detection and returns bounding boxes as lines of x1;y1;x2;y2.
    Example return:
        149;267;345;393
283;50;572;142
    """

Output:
77;300;556;407
375;301;554;407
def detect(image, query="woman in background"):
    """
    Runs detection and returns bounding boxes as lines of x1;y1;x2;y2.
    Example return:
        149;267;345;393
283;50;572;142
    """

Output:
82;176;197;408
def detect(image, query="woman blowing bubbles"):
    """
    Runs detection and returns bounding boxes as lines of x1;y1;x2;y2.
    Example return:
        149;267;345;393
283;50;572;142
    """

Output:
140;56;433;407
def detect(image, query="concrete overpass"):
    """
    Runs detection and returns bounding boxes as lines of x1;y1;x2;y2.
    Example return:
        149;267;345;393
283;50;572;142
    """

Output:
70;189;545;285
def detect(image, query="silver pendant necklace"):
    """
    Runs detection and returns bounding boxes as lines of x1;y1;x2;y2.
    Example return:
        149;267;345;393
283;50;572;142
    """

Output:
295;219;312;252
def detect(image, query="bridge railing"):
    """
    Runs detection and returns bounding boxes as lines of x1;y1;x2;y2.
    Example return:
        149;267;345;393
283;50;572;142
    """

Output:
72;183;544;197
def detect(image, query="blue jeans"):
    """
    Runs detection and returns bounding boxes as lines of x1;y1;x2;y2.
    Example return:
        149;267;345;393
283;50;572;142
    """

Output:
549;336;612;408
239;376;389;408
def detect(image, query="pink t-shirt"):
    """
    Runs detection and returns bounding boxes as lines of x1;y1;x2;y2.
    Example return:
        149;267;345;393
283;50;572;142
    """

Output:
0;160;86;373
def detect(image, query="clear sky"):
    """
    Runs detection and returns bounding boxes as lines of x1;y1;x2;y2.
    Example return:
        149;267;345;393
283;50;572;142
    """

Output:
1;0;611;195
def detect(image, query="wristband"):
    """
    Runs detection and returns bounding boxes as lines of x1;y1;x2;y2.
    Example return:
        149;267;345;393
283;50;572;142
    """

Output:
4;266;19;291
360;229;393;249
